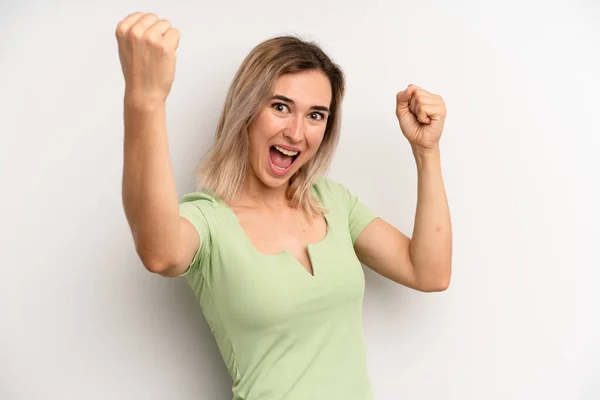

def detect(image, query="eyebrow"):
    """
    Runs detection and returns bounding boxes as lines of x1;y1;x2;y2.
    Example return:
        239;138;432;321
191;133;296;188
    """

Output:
270;95;330;113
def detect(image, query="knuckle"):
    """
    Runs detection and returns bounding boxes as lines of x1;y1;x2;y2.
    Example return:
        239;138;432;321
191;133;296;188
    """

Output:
146;35;159;47
157;41;170;52
115;21;132;38
147;36;165;50
129;25;144;40
115;25;126;38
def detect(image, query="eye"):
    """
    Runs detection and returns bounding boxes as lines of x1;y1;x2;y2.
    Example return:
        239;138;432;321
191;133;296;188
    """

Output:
309;112;325;121
272;103;290;113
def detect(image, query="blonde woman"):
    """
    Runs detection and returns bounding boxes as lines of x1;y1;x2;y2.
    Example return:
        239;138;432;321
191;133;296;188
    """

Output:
117;11;452;400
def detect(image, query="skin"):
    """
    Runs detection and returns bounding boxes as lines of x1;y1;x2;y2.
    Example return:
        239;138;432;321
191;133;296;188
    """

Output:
230;70;333;275
354;85;452;292
117;12;452;291
243;70;332;199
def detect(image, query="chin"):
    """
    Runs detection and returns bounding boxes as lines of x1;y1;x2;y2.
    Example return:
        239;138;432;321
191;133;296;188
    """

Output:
259;174;292;189
262;163;300;188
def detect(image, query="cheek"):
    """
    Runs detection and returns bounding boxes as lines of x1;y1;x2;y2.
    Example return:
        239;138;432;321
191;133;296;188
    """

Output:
248;115;270;146
249;114;283;145
246;129;264;167
305;126;327;153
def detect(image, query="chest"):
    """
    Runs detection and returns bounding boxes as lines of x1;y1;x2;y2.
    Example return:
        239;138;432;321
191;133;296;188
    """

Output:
232;207;328;275
186;196;371;332
209;209;366;330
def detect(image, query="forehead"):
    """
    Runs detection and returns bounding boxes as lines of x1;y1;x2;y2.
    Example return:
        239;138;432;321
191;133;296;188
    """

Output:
273;70;332;106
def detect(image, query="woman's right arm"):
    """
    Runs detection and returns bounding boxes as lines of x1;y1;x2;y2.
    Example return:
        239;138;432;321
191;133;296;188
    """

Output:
117;12;199;277
122;102;199;276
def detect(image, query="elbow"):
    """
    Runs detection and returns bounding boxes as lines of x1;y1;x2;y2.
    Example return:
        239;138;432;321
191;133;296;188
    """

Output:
140;256;171;274
129;225;184;275
416;267;451;293
137;247;180;275
420;277;450;292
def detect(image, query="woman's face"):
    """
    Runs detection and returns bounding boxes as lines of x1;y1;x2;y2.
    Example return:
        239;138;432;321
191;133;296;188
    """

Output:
247;70;332;189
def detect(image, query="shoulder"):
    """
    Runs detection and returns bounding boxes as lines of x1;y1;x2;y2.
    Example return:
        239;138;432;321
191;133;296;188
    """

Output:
312;176;344;196
178;189;225;275
181;189;222;206
312;177;356;206
179;189;224;238
313;177;378;243
180;188;224;217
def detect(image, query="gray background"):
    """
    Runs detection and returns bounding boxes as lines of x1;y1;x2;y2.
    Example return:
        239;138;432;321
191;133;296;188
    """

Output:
1;0;599;399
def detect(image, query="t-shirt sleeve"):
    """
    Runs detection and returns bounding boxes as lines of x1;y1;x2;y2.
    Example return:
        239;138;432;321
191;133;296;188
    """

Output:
320;178;378;244
178;191;217;276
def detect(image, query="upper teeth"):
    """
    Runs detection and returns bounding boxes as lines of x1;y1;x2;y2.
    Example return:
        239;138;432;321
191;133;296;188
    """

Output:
274;145;298;156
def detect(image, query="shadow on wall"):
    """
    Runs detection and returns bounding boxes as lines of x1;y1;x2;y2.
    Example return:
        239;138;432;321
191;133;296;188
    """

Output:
157;275;233;397
116;256;233;398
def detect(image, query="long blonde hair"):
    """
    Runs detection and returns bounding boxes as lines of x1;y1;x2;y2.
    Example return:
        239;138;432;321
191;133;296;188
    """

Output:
195;35;345;216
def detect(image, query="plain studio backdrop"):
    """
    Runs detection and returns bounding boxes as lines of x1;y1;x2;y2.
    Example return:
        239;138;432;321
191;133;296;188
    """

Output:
1;0;599;399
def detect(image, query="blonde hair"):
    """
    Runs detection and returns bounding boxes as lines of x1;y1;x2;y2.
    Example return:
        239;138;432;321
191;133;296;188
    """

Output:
195;35;345;216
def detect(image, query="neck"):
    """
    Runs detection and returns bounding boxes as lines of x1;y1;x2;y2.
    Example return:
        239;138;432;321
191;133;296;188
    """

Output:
235;171;291;210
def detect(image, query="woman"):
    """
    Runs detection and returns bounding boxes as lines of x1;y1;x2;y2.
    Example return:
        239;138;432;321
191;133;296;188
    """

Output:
117;11;451;400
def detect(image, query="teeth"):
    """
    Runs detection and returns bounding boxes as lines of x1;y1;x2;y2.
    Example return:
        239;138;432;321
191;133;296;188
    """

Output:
274;145;299;156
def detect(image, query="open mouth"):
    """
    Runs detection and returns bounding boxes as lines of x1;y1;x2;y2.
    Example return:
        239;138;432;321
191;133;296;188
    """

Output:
269;145;300;174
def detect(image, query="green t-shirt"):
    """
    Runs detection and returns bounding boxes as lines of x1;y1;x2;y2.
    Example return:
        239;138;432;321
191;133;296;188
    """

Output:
178;177;378;400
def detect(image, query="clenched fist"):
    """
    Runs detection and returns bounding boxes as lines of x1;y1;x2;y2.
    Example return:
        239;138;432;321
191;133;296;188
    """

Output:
115;12;180;108
396;84;447;150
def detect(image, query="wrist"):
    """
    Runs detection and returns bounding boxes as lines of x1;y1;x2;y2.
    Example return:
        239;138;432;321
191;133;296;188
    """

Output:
411;144;441;170
124;90;167;113
412;143;440;158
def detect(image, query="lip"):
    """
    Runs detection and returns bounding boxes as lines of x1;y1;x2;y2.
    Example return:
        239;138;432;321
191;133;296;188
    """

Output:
268;145;301;177
272;143;302;153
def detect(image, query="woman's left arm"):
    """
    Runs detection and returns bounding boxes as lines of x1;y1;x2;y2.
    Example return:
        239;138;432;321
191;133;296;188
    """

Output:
354;84;452;292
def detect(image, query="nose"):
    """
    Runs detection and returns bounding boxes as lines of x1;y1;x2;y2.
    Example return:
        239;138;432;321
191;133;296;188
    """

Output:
282;114;303;143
